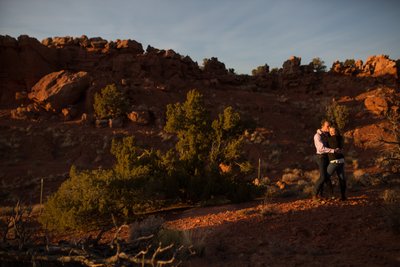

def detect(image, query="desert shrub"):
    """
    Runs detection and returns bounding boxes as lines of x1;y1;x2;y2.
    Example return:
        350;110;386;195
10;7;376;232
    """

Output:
40;137;163;232
259;202;280;217
157;228;208;257
270;68;279;74
251;64;269;76
40;167;132;231
281;168;303;184
326;101;350;131
383;189;400;203
344;59;356;67
264;184;300;199
311;57;327;72
93;84;129;119
128;215;165;242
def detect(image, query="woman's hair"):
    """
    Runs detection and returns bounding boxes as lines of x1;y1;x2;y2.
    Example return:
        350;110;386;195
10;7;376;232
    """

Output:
330;126;341;136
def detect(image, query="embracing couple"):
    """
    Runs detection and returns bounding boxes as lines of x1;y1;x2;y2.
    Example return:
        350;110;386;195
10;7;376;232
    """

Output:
313;119;347;201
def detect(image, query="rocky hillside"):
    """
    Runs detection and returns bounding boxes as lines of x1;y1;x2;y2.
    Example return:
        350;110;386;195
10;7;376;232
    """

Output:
0;35;399;204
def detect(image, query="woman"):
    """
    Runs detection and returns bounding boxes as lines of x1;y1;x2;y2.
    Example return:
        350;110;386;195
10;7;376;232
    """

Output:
327;126;347;200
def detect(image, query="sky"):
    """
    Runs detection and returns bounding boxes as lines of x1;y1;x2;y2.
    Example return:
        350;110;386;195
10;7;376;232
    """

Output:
0;0;399;74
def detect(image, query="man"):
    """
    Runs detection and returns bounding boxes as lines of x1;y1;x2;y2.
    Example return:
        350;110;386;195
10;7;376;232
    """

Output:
313;120;340;199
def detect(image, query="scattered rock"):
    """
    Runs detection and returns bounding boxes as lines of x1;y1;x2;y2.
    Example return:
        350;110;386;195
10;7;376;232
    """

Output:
10;103;41;120
80;113;94;125
61;106;78;121
109;117;124;128
127;110;152;125
276;181;287;190
219;163;232;173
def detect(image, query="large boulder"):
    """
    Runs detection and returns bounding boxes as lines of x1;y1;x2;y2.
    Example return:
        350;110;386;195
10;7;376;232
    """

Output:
28;70;90;111
356;87;396;116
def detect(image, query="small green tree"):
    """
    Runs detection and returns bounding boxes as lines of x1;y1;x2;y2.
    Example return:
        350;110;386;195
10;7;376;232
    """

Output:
326;101;350;131
93;84;129;119
165;90;255;201
311;57;327;72
210;106;243;164
165;89;211;176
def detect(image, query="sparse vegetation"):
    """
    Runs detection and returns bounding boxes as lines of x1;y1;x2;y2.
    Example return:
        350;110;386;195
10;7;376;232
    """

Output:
41;89;257;232
270;67;279;74
93;84;129;119
0;201;36;249
157;228;208;257
259;201;280;217
344;59;356;67
326;100;350;131
251;64;269;76
128;215;165;242
311;57;327;72
40;167;128;231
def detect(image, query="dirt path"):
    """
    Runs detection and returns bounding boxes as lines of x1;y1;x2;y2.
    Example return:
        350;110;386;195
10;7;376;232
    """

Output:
165;188;400;267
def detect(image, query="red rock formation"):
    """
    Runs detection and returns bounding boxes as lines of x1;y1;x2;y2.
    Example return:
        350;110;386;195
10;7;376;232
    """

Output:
330;55;398;79
28;70;90;111
362;55;398;78
1;34;398;112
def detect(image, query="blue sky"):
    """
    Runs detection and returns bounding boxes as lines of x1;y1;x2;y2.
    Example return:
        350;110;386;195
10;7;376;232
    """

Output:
0;0;399;74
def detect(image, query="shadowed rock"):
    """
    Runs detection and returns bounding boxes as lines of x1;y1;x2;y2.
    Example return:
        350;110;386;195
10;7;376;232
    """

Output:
28;70;90;111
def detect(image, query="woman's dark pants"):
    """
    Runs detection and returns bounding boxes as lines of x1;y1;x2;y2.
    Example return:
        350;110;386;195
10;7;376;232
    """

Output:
327;162;346;199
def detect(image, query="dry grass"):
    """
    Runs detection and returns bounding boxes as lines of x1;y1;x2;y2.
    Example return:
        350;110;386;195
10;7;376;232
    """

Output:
259;202;281;217
157;228;209;257
128;215;165;242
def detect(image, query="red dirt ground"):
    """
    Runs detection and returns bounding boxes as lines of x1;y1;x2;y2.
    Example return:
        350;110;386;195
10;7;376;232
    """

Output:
163;187;400;267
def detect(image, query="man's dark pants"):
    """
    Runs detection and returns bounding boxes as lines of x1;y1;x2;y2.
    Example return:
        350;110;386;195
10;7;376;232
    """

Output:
314;154;330;197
